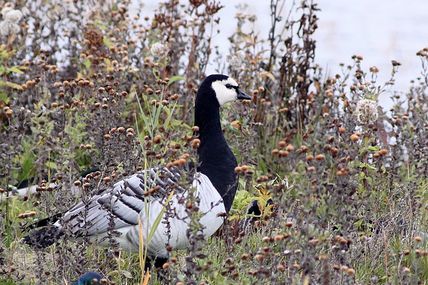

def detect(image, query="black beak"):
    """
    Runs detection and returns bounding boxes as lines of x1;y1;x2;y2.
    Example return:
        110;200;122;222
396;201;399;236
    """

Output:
237;89;251;100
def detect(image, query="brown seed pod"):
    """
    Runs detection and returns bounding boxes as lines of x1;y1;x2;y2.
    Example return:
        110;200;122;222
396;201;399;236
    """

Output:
277;140;286;148
230;120;241;130
234;166;243;174
241;253;250;260
256;175;269;183
153;135;162;144
180;153;190;160
186;201;193;209
18;211;37;219
240;165;249;172
276;264;285;272
262;236;272;243
273;234;284;241
170;94;180;100
391;60;401;67
414;236;422;242
315;154;325;161
350;133;359;142
177;158;186;166
306;154;314;161
191;138;201;149
5;109;13;118
298;145;309;153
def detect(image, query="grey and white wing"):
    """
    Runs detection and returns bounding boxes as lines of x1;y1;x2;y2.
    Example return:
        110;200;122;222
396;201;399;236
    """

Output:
60;167;185;237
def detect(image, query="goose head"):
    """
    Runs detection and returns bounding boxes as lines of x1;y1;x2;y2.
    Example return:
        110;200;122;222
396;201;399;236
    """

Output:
196;74;251;108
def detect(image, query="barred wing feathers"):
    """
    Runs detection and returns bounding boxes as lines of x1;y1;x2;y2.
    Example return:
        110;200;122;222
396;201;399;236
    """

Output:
55;167;226;256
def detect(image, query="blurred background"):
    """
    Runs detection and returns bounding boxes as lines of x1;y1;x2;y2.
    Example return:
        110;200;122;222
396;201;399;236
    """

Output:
135;0;428;104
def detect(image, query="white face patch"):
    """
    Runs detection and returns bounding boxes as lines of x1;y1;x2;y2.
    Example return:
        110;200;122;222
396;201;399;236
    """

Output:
211;77;239;106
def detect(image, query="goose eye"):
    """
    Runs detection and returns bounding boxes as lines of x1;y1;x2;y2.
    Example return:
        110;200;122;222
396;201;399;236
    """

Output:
225;84;234;89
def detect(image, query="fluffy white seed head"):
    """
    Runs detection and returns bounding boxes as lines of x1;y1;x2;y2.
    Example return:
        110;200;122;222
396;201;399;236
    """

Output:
228;53;244;71
4;9;22;23
1;6;13;19
355;99;378;125
211;77;239;106
0;21;19;36
150;42;167;58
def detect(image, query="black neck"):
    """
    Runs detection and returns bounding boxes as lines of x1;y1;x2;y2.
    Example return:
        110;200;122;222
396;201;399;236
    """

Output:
194;96;238;213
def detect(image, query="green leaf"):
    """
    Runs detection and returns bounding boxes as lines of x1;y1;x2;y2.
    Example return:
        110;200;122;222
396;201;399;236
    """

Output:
0;80;23;90
167;75;185;86
0;278;16;285
120;270;133;279
103;36;113;49
45;161;57;170
83;58;91;69
146;191;175;243
0;91;10;103
7;66;25;74
367;145;380;152
16;140;36;183
104;58;113;72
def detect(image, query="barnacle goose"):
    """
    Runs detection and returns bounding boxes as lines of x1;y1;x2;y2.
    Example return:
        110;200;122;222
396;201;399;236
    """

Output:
23;74;251;266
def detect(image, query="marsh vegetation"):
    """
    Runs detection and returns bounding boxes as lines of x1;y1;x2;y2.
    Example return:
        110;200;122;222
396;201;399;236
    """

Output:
0;0;427;284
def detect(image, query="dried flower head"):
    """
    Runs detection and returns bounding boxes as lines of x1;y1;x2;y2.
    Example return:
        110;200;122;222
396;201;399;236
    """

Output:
150;42;167;58
355;99;378;125
228;53;244;70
